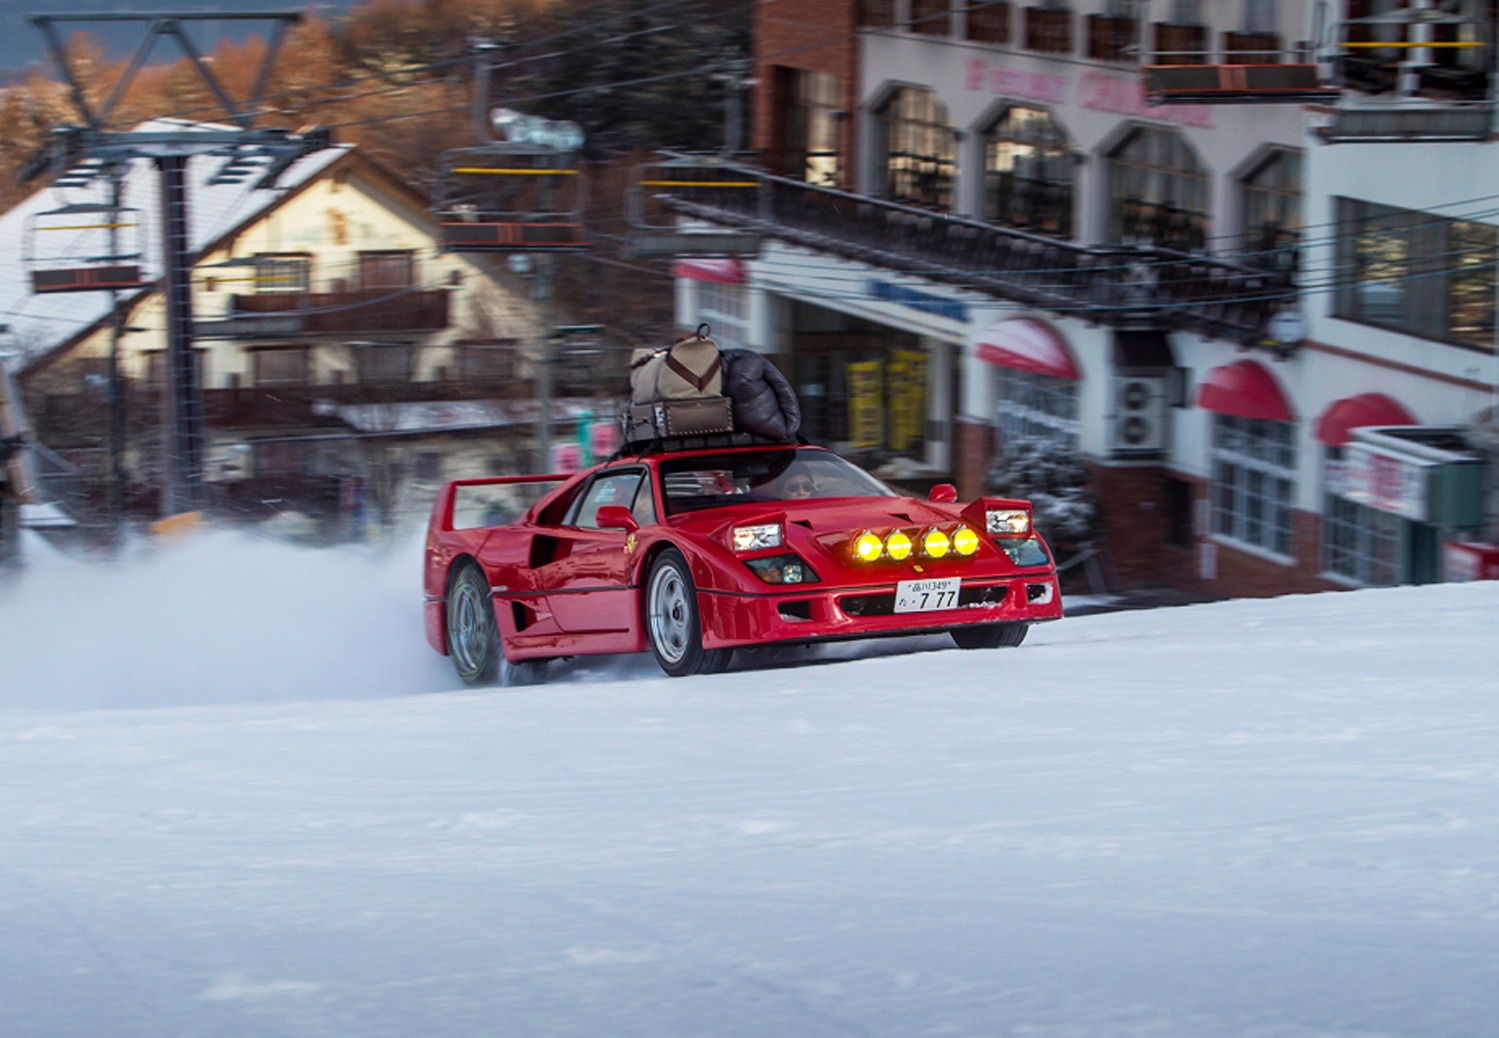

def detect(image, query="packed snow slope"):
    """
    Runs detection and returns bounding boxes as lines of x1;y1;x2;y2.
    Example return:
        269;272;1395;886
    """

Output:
2;530;1498;1038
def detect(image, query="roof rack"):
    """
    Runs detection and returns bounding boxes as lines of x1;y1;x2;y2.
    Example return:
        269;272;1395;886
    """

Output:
613;430;797;460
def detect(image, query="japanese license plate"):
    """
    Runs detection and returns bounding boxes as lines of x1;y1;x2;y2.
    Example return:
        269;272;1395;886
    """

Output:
894;577;961;613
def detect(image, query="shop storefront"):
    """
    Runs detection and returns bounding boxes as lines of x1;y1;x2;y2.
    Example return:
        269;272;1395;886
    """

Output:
1326;426;1488;586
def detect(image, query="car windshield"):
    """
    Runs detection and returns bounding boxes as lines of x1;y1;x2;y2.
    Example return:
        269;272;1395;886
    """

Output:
658;449;896;515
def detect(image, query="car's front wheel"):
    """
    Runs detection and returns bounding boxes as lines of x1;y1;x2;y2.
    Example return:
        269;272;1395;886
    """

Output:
447;563;546;687
646;548;731;677
950;623;1028;650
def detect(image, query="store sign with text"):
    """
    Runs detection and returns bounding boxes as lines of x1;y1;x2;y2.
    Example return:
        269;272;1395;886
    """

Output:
1332;445;1433;522
964;58;1214;129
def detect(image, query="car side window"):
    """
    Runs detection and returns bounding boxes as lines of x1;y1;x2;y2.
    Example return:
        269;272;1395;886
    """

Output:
568;470;645;529
631;473;659;526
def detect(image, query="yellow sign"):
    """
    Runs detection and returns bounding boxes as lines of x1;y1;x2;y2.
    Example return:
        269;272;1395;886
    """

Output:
886;350;927;453
847;361;884;449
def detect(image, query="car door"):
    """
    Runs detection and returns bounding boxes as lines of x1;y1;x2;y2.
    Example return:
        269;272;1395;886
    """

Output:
536;468;647;635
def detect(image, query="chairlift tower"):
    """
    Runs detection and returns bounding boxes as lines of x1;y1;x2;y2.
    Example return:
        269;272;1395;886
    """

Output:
25;12;332;518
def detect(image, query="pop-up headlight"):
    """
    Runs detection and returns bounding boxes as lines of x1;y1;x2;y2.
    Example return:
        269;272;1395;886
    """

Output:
732;523;783;552
986;508;1031;536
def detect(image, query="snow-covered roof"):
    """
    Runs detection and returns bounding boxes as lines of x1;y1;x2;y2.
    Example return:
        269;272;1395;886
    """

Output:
0;118;353;367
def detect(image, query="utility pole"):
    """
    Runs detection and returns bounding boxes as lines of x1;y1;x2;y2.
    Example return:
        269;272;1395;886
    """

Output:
104;163;128;532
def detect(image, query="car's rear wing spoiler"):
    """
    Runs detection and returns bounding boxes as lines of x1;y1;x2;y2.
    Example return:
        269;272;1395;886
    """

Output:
430;474;573;533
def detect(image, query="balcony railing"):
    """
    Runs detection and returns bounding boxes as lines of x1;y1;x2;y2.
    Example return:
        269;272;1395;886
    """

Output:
657;162;1288;343
225;289;451;336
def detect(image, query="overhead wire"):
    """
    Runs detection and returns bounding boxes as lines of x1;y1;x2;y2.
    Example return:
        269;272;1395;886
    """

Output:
19;0;1499;336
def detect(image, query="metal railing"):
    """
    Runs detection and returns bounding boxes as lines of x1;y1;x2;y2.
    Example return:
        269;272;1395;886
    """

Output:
660;162;1289;342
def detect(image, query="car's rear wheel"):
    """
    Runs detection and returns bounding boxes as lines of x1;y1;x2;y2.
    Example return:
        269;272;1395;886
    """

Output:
447;563;546;687
647;548;731;677
951;623;1028;650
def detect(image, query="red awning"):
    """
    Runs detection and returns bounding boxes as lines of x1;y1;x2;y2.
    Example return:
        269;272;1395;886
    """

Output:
974;318;1080;380
1194;359;1295;422
669;258;746;284
1313;392;1418;447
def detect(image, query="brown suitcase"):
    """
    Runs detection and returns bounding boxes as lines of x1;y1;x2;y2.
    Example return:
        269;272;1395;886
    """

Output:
625;396;734;442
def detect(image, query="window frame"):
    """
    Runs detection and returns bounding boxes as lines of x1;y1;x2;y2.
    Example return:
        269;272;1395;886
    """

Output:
982;104;1077;238
1106;125;1209;250
877;86;956;210
1241;148;1302;274
1333;197;1497;352
565;468;648;529
1209;413;1297;560
994;368;1080;453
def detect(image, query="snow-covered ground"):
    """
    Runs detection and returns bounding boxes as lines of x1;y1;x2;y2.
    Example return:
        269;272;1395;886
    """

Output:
2;529;1498;1038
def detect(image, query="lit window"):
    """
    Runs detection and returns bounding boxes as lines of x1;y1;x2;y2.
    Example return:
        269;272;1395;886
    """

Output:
877;87;955;210
1334;197;1496;351
983;106;1075;238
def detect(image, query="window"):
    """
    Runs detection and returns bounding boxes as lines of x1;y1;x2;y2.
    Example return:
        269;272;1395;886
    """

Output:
983;106;1075;238
458;341;516;381
964;1;1011;44
1088;2;1139;61
1107;127;1209;250
569;470;646;529
359;251;414;291
658;449;896;515
877;87;955;209
354;343;416;383
911;0;951;35
995;369;1079;452
857;0;896;28
1242;149;1302;274
695;281;748;352
1334;198;1497;351
1322;451;1400;586
631;474;658;526
782;69;841;186
252;348;308;386
1210;414;1296;558
1024;3;1073;53
255;253;310;294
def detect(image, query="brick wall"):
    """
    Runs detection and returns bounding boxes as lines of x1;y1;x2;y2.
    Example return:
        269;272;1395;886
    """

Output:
753;2;860;187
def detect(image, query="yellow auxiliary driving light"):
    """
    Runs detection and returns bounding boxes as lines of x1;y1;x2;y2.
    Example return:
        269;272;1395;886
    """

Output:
922;528;951;558
885;530;913;561
853;531;885;563
952;526;980;556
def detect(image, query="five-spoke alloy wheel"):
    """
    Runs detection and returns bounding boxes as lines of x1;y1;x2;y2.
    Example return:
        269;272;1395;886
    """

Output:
647;547;730;677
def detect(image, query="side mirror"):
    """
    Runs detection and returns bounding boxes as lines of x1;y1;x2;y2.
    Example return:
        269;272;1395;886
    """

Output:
928;483;958;504
595;505;639;533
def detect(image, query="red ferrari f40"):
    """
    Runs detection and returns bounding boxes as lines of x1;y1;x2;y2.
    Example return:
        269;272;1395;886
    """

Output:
424;440;1063;684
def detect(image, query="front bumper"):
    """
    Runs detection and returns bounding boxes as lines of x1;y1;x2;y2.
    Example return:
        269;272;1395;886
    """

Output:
698;571;1063;648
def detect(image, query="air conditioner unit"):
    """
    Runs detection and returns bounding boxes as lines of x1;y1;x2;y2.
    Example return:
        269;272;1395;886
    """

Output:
1110;375;1169;458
